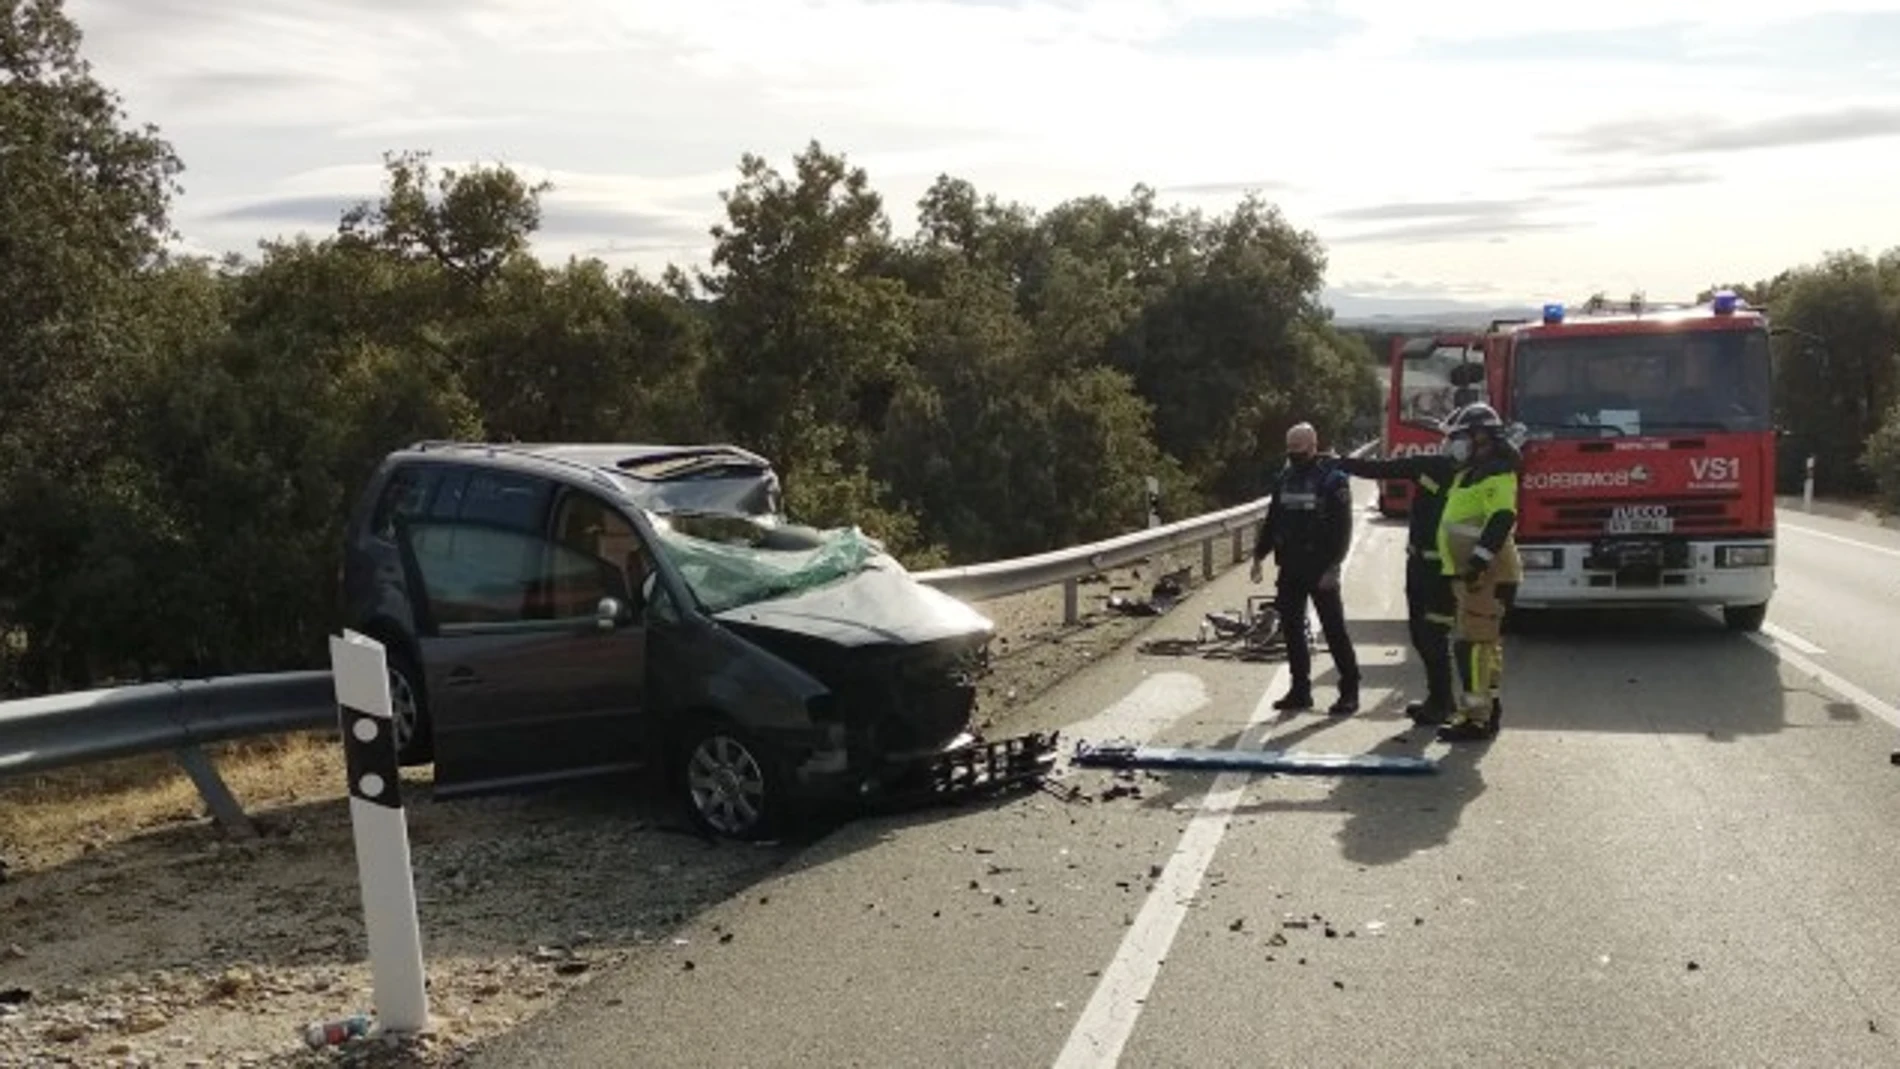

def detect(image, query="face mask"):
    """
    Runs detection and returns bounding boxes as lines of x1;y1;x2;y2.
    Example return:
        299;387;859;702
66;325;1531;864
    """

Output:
1289;451;1315;467
1446;438;1472;463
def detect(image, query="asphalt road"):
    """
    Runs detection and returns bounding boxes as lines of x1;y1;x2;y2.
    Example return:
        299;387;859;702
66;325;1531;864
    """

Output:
473;488;1900;1068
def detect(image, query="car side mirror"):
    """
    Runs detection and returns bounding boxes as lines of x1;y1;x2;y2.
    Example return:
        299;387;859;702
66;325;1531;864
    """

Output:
596;596;628;631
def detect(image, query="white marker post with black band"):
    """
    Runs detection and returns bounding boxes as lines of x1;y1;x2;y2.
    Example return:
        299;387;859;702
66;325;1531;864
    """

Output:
329;630;430;1035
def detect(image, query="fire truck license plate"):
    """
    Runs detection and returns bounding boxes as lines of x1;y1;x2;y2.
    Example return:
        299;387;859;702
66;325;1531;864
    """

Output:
1607;504;1673;535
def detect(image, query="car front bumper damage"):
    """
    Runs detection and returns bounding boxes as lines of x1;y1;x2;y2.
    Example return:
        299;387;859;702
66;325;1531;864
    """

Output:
799;729;1061;814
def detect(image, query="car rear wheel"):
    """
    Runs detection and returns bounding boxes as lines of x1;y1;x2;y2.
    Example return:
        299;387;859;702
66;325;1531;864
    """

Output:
677;720;792;841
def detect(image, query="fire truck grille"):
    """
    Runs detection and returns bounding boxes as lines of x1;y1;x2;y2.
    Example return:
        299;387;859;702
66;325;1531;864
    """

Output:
1541;496;1743;535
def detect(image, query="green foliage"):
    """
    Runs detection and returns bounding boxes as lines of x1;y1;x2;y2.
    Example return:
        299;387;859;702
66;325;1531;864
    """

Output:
1864;398;1900;512
1721;250;1900;495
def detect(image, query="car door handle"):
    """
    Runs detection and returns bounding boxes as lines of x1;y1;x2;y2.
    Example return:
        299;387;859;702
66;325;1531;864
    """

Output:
445;666;482;687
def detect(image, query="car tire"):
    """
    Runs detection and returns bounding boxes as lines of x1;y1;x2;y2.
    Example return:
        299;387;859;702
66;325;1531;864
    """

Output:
675;718;794;842
385;645;434;766
1722;602;1768;633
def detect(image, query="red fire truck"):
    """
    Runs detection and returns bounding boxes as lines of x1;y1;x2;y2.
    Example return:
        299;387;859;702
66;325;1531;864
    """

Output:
1429;290;1777;631
1380;332;1483;516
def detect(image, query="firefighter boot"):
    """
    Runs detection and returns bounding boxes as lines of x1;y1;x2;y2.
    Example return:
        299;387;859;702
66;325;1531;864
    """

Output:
1438;641;1502;742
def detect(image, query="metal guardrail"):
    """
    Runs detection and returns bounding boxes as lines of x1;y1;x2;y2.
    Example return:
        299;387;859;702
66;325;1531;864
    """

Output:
914;438;1378;615
0;439;1377;833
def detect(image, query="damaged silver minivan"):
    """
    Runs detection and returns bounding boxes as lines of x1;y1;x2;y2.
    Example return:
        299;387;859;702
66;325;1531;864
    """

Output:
338;440;1055;839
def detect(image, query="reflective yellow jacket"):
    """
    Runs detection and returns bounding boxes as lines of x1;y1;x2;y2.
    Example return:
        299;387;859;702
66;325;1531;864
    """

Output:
1437;460;1522;583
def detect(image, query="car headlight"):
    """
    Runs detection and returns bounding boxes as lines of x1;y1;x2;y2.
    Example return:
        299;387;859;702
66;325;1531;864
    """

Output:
1519;548;1560;570
1717;545;1772;567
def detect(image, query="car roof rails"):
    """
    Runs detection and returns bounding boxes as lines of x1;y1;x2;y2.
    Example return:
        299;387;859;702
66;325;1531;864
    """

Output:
405;440;622;492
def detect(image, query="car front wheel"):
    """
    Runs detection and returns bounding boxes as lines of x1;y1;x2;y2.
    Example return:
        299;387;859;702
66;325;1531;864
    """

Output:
386;648;433;766
677;720;792;841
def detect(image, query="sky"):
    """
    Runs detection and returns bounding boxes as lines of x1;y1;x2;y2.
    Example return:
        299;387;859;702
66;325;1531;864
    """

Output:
60;0;1900;314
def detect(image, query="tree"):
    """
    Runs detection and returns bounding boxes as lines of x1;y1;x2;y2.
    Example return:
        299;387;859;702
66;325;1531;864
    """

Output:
338;149;551;290
695;142;928;556
1762;250;1900;494
0;0;186;690
1863;398;1900;512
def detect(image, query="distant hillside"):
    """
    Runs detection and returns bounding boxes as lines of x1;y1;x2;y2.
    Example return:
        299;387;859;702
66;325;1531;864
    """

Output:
1322;288;1541;329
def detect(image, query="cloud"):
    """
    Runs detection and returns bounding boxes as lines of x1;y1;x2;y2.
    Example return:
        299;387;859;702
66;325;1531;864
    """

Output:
538;206;709;245
1539;167;1717;191
1319;197;1577;245
1552;104;1900;156
55;0;1900;301
1157;180;1296;195
1328;218;1576;246
205;195;362;227
1327;198;1556;223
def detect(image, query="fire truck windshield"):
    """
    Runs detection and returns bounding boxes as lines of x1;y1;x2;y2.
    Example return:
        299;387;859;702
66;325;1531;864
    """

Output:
1512;328;1772;438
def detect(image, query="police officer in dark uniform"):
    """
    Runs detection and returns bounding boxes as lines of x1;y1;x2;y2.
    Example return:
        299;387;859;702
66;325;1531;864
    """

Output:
1249;422;1361;715
1327;424;1461;724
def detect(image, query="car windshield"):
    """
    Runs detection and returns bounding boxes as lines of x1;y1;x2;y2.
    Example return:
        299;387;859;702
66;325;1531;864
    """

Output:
1513;328;1773;437
646;512;885;614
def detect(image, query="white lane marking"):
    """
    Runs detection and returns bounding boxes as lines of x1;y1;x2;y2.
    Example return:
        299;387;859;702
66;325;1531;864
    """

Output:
1052;514;1377;1069
1747;631;1900;732
1761;622;1826;656
1051;661;1292;1069
1779;521;1900;560
1061;672;1210;749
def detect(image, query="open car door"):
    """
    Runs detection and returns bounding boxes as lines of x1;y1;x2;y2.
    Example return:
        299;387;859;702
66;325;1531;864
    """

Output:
394;496;648;795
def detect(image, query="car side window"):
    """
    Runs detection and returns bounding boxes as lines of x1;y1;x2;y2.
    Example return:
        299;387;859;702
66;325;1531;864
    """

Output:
404;520;623;628
371;465;440;541
550;488;651;617
457;470;553;533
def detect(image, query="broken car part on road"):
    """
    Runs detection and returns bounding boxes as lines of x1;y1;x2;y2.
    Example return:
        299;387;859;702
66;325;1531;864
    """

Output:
1070;737;1438;776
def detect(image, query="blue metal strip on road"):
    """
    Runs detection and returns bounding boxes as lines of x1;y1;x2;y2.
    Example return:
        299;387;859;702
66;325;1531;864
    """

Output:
1070;738;1437;775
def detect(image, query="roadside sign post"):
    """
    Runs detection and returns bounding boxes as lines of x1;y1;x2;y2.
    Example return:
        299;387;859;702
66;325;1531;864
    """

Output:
328;630;430;1036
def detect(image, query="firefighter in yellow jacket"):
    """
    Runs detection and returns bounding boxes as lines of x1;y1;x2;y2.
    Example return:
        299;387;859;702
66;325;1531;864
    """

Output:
1434;403;1522;741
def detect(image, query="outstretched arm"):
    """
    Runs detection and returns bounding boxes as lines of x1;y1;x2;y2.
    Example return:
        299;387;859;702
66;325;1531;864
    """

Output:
1334;454;1425;480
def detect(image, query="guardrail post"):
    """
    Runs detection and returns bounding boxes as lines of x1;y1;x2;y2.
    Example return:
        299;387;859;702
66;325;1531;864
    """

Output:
171;744;256;839
1803;455;1815;512
1062;578;1079;626
330;630;430;1037
1231;528;1243;564
1201;537;1214;580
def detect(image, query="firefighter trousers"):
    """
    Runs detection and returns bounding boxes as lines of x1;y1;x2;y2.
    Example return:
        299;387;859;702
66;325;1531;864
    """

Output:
1404;555;1455;710
1451;568;1509;723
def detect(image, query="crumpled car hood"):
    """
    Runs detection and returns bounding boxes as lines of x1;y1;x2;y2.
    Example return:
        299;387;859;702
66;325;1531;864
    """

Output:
712;564;993;647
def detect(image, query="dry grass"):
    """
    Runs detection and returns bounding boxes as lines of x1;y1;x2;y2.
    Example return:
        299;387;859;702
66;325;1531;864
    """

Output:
0;732;348;870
